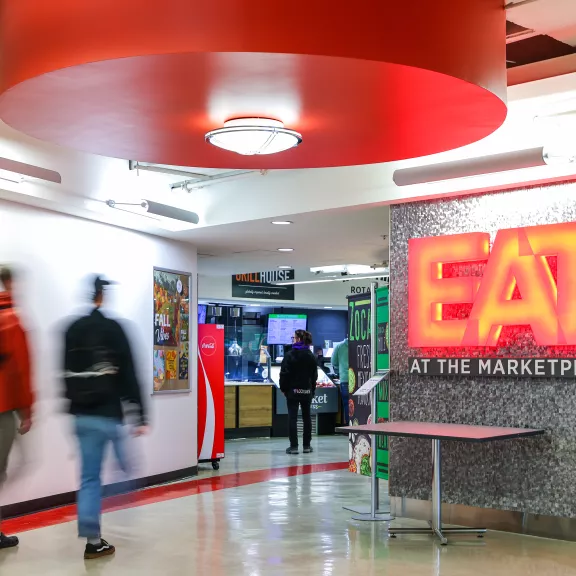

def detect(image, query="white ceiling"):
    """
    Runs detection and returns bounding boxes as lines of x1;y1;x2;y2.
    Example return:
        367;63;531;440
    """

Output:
193;206;389;275
1;70;576;279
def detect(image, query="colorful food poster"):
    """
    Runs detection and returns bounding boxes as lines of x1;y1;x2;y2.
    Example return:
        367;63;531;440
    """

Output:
153;268;191;392
376;286;390;481
347;294;373;476
179;343;189;379
165;350;178;380
153;350;165;391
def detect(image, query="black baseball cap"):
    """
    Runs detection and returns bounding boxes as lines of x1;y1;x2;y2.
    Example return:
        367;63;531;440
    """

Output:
92;275;117;298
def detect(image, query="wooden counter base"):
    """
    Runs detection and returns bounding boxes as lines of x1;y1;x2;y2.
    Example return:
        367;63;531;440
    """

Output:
225;384;273;436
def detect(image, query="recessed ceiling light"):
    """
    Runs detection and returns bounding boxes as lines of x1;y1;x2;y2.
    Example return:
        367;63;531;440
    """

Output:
324;306;333;309
277;248;294;252
278;265;293;269
271;220;293;225
205;118;302;156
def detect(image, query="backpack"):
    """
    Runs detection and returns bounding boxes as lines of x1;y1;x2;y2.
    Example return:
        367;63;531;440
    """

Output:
64;318;120;407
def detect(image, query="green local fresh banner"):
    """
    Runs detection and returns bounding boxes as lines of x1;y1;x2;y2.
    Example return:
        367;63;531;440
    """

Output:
347;294;373;476
376;286;390;480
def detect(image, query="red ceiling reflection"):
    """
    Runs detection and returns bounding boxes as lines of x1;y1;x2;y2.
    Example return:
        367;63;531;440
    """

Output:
0;0;507;169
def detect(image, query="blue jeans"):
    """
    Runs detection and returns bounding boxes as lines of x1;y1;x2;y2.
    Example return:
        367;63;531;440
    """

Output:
340;382;349;425
75;415;129;538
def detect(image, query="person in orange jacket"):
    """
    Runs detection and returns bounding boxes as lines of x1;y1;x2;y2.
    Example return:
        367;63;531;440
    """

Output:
0;266;34;550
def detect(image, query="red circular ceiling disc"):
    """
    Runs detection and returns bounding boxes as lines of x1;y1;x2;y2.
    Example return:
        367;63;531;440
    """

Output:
0;1;507;169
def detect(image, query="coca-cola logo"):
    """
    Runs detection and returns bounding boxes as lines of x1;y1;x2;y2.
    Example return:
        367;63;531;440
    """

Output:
201;336;217;356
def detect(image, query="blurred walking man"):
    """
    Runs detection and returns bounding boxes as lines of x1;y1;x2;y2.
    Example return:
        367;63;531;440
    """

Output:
63;276;147;560
0;267;34;549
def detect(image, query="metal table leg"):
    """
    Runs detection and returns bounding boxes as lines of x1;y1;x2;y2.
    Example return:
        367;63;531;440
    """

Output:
388;439;487;545
346;386;394;522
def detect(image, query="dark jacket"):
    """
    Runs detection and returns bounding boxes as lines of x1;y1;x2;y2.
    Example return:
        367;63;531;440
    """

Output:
63;308;146;425
279;345;318;398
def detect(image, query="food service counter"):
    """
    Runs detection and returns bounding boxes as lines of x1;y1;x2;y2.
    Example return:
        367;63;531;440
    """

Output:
225;367;342;439
269;366;341;437
224;382;274;439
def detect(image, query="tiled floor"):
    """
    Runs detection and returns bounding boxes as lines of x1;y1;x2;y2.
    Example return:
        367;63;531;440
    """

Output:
2;436;576;575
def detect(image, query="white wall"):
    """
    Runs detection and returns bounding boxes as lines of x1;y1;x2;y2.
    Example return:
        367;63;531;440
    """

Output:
199;274;378;307
0;200;197;506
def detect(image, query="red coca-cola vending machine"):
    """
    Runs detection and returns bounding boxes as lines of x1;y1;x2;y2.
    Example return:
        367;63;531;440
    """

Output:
197;324;225;470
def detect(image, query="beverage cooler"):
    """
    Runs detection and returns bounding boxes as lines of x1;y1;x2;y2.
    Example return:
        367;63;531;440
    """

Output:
198;324;225;470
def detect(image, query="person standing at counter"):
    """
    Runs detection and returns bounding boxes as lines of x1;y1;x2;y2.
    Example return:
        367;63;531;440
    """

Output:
280;330;318;455
331;338;349;425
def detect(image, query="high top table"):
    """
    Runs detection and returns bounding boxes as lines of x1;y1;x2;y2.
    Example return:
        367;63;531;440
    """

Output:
336;421;545;545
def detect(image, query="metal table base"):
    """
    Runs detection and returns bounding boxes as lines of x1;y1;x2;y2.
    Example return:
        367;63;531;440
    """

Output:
388;439;487;545
344;505;395;522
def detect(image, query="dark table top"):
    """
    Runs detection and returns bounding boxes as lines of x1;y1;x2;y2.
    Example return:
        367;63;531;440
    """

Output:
335;421;545;443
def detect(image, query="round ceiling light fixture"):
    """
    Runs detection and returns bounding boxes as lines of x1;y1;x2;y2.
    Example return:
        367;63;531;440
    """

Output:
205;118;302;156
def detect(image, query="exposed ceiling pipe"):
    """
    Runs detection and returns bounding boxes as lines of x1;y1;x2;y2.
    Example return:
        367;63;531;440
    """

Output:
129;160;260;189
170;170;265;191
505;0;541;9
276;274;390;286
129;160;211;180
506;29;538;44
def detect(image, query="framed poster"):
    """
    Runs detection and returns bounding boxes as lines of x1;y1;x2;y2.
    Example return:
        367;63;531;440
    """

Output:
153;268;191;393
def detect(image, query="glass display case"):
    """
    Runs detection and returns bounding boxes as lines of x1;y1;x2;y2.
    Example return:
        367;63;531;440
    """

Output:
225;324;272;383
203;306;271;383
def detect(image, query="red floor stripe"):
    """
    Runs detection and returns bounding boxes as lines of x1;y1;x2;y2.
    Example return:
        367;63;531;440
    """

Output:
3;462;347;534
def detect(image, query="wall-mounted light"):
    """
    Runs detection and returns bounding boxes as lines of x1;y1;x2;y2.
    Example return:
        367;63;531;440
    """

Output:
206;118;302;156
0;158;61;185
106;199;199;231
392;146;574;187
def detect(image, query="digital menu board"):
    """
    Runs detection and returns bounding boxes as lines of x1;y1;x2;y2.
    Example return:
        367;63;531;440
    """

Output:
267;314;307;344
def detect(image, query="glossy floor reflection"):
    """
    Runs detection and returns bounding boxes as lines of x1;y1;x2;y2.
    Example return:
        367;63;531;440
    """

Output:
2;437;576;575
203;435;349;474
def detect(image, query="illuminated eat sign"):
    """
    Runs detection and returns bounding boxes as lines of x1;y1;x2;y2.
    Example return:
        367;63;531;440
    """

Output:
408;221;576;347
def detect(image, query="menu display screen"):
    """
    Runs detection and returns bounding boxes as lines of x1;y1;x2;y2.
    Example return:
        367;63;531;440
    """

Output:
267;314;307;344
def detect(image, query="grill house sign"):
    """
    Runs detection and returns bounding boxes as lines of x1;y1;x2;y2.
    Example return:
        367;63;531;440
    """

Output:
408;221;576;378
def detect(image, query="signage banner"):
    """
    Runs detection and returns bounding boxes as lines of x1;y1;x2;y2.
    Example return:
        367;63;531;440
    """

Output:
276;387;339;414
347;294;373;476
410;357;576;378
408;221;576;349
198;324;225;461
153;268;191;393
232;270;295;300
376;286;390;481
